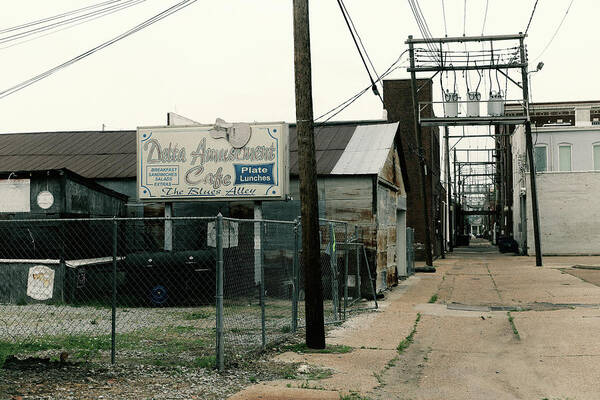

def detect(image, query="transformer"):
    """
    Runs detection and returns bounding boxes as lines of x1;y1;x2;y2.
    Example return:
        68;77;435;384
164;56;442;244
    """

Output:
488;90;505;116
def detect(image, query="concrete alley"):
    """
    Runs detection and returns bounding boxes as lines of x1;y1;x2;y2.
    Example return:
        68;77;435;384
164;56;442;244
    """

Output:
232;241;600;399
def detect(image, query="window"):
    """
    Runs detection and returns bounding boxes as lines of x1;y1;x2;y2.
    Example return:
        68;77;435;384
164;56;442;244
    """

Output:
558;144;572;172
594;144;600;171
534;146;547;172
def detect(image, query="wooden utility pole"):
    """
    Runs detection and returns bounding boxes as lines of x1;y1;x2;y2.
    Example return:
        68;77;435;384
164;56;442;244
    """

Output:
293;0;325;348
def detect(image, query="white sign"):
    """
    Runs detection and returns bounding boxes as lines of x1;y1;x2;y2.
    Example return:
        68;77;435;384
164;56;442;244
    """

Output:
37;191;54;210
136;122;289;201
0;179;30;212
207;220;239;248
27;265;55;301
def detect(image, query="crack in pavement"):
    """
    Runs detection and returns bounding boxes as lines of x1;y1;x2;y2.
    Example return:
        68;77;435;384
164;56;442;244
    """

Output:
486;263;503;302
446;302;600;312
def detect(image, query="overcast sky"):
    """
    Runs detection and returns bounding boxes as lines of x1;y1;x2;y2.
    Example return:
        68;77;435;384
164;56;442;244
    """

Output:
0;0;597;138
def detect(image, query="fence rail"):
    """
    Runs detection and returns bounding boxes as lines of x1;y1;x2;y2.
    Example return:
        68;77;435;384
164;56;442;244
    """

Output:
0;214;381;370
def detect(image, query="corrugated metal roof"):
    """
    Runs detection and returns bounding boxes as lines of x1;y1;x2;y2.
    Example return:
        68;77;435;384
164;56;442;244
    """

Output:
288;122;394;175
0;120;398;179
0;131;136;179
330;122;399;175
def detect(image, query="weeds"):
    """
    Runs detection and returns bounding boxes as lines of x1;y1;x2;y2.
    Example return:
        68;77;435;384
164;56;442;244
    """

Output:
340;393;372;400
397;313;421;354
282;343;352;354
507;312;521;340
192;355;216;369
182;310;212;320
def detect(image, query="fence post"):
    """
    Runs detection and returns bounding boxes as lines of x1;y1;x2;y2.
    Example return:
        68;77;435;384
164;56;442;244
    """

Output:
292;219;299;333
260;220;266;349
355;226;361;300
362;245;378;309
329;222;339;320
216;214;224;371
343;223;349;320
111;218;117;364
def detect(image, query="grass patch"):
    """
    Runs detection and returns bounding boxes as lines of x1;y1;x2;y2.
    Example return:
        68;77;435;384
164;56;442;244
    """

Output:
1;324;215;368
192;355;216;369
0;334;111;367
282;343;352;354
507;312;520;340
340;393;372;400
182;310;212;320
428;294;438;303
280;325;292;334
397;313;421;354
306;367;334;380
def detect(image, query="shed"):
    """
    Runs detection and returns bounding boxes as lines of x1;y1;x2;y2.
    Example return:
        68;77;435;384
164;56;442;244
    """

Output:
267;120;409;290
0;168;128;261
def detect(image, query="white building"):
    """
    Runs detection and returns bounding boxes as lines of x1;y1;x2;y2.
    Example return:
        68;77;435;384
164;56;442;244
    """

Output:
511;102;600;255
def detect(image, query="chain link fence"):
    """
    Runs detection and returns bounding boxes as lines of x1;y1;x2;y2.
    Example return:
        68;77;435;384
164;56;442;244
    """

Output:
0;215;378;371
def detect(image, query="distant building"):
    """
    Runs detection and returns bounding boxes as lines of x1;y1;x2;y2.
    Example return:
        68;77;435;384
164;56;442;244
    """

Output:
508;101;600;255
383;78;445;260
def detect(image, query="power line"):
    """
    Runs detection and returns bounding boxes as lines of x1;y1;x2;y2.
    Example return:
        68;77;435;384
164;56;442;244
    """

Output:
463;0;467;36
338;0;380;83
0;0;146;47
533;0;574;61
441;0;448;37
0;0;197;100
315;50;409;123
0;0;146;50
407;0;441;65
481;0;489;35
524;0;540;35
336;0;383;103
0;0;122;34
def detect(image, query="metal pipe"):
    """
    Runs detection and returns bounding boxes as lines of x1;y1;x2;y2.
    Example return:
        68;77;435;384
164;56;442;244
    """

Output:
260;220;266;349
343;224;349;320
292;220;299;333
215;214;224;371
111;218;117;364
329;222;339;320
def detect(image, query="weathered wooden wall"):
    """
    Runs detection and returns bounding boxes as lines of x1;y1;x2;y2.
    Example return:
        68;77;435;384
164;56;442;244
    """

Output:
66;179;126;217
375;146;405;289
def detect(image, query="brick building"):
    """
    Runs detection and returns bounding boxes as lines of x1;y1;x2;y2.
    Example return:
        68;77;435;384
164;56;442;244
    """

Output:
383;79;444;259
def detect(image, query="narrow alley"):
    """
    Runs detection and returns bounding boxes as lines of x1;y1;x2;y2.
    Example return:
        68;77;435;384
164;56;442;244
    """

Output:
373;242;600;399
232;242;600;400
